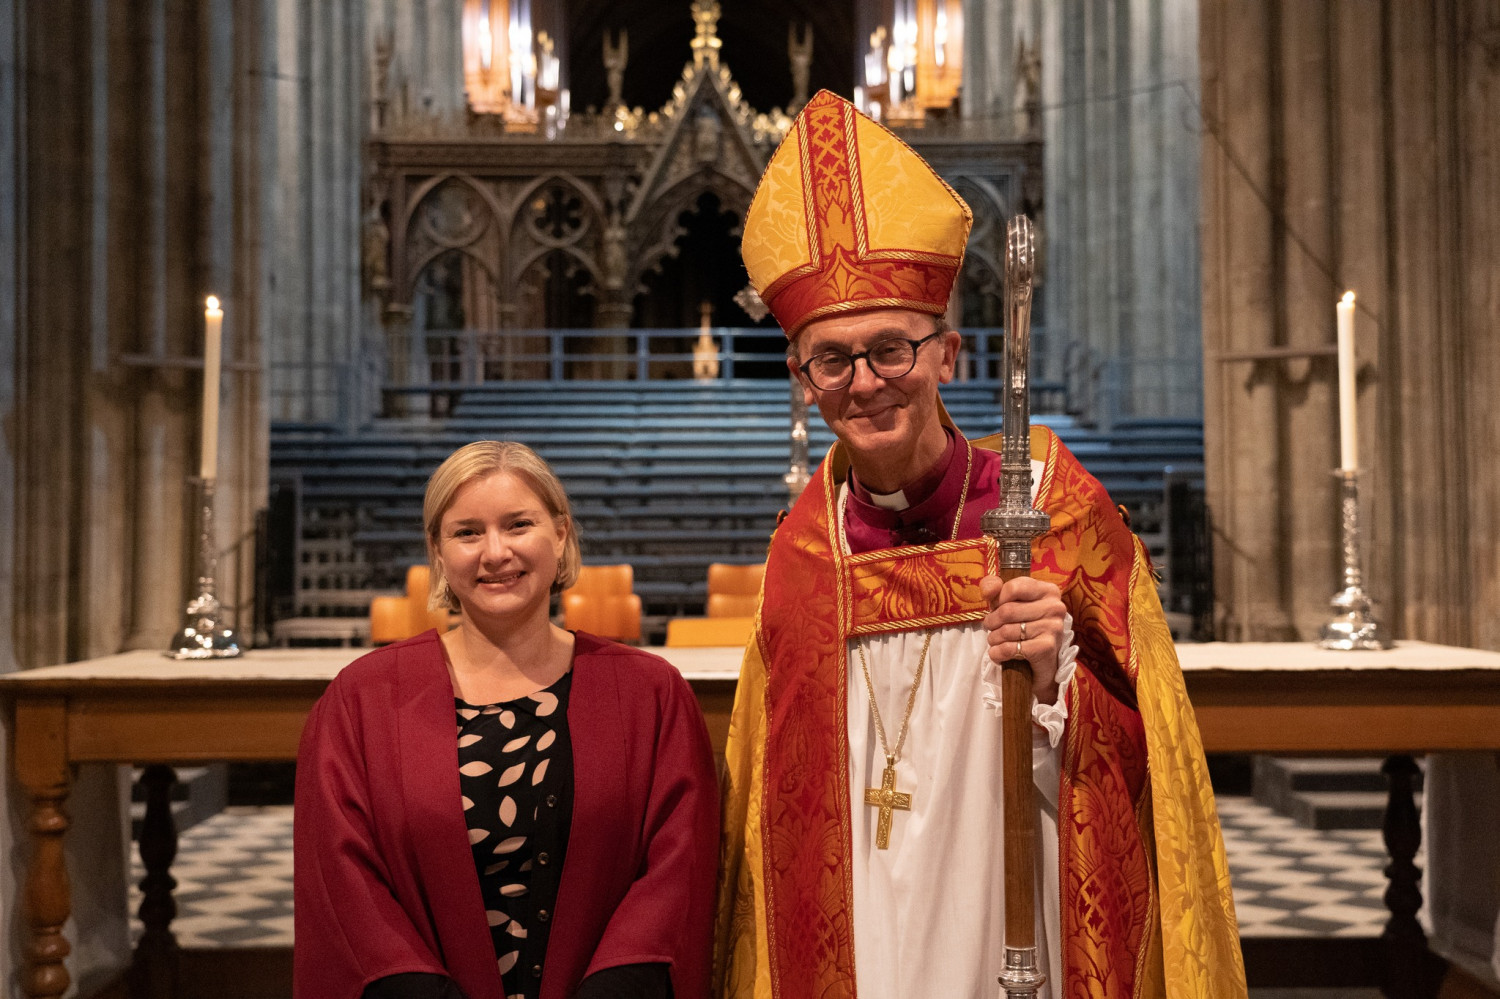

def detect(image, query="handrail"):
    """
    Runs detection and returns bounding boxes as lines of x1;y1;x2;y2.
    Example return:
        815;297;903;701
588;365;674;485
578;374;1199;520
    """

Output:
269;326;1077;426
382;326;1029;385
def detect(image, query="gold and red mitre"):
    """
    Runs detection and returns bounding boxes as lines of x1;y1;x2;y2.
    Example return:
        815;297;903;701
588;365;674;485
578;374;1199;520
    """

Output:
741;89;973;339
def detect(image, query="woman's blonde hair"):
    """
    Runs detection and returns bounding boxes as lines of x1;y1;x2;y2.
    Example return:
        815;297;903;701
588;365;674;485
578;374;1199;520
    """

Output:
423;441;582;611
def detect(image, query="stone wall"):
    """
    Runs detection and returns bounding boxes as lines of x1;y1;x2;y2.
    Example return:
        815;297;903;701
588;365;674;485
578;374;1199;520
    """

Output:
0;0;290;667
1200;0;1500;648
0;0;365;991
961;0;1043;131
963;0;1203;422
367;0;466;129
266;0;370;425
1;3;21;992
1041;0;1203;422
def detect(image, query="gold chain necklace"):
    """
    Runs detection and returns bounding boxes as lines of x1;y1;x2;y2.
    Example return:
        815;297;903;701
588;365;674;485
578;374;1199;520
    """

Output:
856;630;934;848
854;439;973;849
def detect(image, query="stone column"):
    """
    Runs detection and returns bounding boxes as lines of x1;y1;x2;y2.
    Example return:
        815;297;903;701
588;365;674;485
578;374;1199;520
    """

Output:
0;0;19;675
266;0;365;425
961;0;1042;127
268;0;308;423
123;0;193;651
15;0;91;667
1454;2;1500;654
1378;0;1489;647
1041;0;1202;424
1199;1;1290;640
13;0;178;669
1200;0;1500;648
231;0;275;637
374;0;465;127
0;55;21;946
427;0;464;116
206;0;275;636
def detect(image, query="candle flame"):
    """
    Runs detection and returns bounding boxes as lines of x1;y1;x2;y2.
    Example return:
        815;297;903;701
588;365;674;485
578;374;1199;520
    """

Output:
1341;291;1354;305
206;295;221;312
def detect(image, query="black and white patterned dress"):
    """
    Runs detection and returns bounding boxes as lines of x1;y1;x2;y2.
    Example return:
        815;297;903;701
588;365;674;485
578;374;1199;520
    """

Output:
457;671;573;999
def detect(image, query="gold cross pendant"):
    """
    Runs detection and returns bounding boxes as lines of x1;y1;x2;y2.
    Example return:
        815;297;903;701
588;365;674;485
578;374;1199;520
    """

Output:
863;762;912;849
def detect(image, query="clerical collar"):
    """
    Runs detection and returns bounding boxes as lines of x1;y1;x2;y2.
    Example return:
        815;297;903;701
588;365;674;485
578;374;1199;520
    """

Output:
849;430;956;512
866;487;910;511
844;429;968;552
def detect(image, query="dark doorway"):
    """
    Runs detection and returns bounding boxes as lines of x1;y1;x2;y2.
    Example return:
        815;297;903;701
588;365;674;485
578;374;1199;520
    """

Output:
633;190;784;377
633;190;740;329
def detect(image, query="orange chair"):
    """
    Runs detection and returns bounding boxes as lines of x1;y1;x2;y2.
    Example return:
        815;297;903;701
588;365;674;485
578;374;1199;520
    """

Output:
561;564;642;642
566;563;635;597
369;595;414;645
664;615;754;647
706;562;765;618
369;564;451;645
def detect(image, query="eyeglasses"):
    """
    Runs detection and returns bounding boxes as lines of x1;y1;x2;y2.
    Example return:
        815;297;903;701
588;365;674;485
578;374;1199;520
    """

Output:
797;330;945;391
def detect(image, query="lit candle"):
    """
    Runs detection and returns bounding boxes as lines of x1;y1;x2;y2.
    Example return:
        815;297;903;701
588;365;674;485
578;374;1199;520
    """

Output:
1336;290;1357;472
201;295;223;481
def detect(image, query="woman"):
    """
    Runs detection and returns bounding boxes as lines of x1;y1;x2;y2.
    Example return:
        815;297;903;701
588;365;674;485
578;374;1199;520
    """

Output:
294;441;719;999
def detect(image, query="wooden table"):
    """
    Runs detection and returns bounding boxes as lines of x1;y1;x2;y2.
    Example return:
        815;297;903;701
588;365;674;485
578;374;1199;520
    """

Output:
4;640;1500;999
1183;642;1500;996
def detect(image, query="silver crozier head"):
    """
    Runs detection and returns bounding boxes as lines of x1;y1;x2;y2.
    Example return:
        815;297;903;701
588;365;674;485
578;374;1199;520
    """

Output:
982;215;1050;571
1002;216;1036;461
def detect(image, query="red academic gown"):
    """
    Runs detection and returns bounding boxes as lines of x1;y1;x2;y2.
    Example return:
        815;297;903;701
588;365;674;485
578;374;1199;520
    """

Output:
294;630;719;999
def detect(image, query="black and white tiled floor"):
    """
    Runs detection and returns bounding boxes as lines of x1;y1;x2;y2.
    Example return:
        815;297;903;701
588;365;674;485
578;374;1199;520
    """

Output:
130;806;295;948
1219;796;1409;938
130;796;1414;950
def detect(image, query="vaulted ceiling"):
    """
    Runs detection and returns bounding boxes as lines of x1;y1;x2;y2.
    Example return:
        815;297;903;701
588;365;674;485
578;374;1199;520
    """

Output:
563;0;855;115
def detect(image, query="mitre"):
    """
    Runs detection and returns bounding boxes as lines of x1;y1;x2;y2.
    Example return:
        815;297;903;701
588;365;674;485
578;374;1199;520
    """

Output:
741;89;973;339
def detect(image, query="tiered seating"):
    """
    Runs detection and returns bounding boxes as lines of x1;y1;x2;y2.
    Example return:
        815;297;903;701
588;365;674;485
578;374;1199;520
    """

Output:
270;382;1202;641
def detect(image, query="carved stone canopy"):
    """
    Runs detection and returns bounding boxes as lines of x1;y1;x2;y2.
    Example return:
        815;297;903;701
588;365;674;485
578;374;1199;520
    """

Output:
367;5;1040;334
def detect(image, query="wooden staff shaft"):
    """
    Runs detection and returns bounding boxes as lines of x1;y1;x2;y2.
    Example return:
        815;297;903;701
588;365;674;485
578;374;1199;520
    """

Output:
999;563;1039;951
989;213;1047;995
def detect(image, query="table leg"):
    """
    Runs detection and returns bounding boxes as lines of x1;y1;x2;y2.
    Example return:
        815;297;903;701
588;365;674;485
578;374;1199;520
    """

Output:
130;764;180;998
13;699;73;999
1379;754;1445;998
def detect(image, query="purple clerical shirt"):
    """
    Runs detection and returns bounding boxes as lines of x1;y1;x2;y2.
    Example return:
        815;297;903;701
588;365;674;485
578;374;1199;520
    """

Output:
842;428;1004;555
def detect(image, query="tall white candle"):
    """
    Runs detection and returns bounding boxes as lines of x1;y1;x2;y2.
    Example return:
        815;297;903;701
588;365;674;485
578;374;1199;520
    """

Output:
201;296;223;481
1336;290;1357;472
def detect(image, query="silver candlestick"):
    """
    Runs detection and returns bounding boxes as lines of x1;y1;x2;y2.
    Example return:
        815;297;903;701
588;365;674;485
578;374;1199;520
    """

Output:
1318;469;1391;650
168;477;243;659
784;372;811;504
